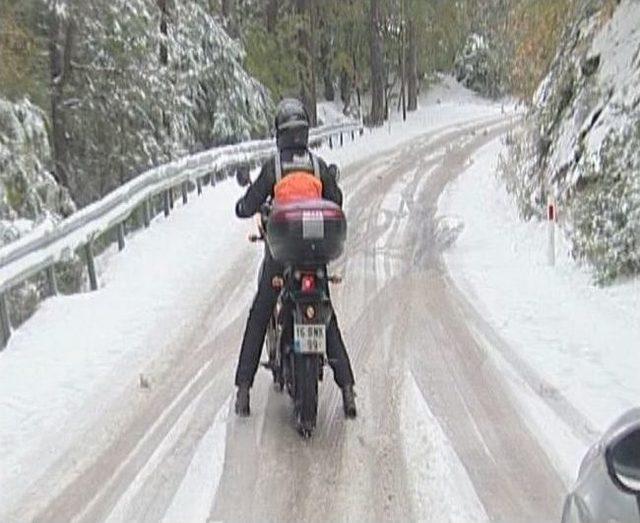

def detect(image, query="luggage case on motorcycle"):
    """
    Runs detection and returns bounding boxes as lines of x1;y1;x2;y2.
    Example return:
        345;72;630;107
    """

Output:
266;199;347;264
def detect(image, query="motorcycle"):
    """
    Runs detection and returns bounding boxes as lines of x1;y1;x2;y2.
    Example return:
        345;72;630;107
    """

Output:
237;166;346;437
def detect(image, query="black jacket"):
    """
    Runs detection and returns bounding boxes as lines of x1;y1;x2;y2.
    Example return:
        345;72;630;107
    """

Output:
235;149;343;218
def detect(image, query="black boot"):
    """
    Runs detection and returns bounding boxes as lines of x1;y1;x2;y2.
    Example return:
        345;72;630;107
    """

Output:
235;384;250;417
342;385;357;419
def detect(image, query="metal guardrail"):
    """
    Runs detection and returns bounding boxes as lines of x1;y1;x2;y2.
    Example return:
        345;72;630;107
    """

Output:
0;120;363;349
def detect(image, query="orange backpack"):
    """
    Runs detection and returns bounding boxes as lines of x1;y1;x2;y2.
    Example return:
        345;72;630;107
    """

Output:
273;152;323;203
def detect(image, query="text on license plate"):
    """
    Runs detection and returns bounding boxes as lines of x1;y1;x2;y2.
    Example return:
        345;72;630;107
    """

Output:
294;324;326;354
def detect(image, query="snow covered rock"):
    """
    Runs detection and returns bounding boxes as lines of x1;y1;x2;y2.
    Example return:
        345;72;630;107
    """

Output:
502;0;640;283
454;33;503;99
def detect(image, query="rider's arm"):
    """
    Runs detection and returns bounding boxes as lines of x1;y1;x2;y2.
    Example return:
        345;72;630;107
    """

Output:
235;159;275;218
319;159;343;208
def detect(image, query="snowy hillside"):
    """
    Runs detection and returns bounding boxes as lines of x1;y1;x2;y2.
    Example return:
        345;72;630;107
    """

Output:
503;0;640;282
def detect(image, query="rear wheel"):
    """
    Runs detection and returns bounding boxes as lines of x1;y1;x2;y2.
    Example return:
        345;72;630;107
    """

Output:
295;355;319;437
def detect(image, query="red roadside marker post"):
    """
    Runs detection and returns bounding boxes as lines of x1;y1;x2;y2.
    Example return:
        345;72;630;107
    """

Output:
547;198;557;266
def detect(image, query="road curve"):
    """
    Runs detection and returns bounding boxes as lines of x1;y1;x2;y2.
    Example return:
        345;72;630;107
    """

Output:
11;114;565;523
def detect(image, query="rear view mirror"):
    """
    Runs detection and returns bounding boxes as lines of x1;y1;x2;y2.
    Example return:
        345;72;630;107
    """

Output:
236;166;252;187
606;427;640;494
328;164;341;182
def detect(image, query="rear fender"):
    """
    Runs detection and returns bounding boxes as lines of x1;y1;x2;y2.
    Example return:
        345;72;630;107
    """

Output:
293;298;332;325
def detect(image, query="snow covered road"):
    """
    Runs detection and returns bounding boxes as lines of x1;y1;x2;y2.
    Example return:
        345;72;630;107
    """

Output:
1;78;581;522
3;112;569;523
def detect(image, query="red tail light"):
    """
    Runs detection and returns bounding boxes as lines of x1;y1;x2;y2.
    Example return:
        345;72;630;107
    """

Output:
301;274;316;293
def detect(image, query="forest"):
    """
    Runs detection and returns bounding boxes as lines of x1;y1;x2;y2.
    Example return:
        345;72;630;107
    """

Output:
4;0;638;288
0;0;572;207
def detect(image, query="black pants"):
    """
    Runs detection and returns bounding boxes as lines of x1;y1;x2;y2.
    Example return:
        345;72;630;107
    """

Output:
235;251;355;388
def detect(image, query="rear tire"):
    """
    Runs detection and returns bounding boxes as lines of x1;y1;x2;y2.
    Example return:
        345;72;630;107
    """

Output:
295;355;319;437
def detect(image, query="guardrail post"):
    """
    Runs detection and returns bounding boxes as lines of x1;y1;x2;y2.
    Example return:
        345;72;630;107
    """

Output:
84;242;98;291
46;266;58;296
169;188;175;209
0;292;11;349
340;133;344;147
351;130;355;141
329;136;333;149
116;222;126;251
181;182;188;204
197;177;202;195
164;190;171;217
143;199;151;228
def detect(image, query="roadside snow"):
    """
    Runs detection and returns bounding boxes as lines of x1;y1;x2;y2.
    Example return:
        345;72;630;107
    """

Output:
438;137;640;478
401;371;488;522
320;75;517;170
0;181;249;512
160;398;229;523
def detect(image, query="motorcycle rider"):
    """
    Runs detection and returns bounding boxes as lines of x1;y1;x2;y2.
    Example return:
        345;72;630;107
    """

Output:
234;98;357;419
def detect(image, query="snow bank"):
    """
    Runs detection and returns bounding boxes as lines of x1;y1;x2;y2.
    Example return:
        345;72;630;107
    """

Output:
0;180;249;511
439;137;640;478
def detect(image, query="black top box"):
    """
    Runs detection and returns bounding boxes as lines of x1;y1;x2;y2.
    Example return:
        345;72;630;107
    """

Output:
266;199;347;265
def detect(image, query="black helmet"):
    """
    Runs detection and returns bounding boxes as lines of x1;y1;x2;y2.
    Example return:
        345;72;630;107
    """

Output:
275;98;309;151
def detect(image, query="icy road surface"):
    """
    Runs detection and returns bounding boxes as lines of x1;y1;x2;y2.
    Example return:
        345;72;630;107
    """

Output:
4;114;565;523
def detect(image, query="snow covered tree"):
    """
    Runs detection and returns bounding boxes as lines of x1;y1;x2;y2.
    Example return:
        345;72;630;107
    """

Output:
0;97;81;324
169;0;274;147
454;33;503;98
41;0;273;205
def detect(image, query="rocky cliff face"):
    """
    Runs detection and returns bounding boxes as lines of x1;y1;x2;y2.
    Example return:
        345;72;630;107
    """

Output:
503;0;640;283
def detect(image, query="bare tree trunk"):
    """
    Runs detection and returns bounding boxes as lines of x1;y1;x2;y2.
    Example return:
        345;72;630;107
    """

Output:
353;53;362;117
319;15;335;102
157;0;171;159
339;68;352;113
407;18;418;111
49;3;74;189
158;0;168;66
296;0;317;126
369;0;384;126
265;0;278;33
221;0;238;37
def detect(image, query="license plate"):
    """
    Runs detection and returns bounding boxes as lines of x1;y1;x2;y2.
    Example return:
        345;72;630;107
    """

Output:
294;324;326;354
